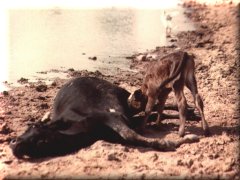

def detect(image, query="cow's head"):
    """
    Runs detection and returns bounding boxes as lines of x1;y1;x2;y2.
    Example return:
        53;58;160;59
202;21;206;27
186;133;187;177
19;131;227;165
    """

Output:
128;89;147;114
10;120;93;159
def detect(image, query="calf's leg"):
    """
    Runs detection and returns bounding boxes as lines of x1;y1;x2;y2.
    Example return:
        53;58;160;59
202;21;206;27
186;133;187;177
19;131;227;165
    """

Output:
173;84;187;137
186;74;210;136
143;96;156;128
156;89;171;125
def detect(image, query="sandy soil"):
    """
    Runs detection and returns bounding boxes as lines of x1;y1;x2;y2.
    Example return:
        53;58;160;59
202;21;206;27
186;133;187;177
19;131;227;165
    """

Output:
0;0;239;179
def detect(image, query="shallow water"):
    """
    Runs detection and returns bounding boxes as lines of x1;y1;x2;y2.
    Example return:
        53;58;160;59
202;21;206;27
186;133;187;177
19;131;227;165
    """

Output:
1;5;194;90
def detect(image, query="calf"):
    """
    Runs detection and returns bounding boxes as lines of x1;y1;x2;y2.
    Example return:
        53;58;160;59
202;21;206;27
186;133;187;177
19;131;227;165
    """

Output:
129;51;210;137
10;77;199;158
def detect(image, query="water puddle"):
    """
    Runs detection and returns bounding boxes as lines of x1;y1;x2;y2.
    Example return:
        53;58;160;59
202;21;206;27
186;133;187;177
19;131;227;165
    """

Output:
0;1;195;91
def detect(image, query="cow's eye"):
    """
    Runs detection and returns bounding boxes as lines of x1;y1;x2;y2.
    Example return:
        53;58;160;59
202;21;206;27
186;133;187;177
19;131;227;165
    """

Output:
37;139;49;147
30;138;34;143
39;139;48;143
37;140;44;146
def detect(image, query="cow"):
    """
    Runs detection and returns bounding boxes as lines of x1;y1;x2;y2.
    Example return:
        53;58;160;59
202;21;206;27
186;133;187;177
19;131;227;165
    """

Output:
129;51;210;137
10;77;199;159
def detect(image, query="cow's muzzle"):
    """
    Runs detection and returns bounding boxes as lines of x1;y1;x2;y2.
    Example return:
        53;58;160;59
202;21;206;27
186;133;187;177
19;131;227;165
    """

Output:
10;138;25;159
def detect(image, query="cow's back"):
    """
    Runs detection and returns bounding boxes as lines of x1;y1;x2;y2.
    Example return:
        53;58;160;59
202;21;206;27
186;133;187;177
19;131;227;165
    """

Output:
52;77;131;120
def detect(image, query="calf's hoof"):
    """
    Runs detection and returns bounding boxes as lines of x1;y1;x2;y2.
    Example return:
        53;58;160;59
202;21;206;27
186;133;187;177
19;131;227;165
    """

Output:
156;120;164;127
178;126;185;137
203;128;211;137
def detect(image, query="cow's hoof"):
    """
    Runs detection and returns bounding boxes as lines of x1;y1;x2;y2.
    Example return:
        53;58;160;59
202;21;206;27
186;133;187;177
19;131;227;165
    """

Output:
183;134;199;143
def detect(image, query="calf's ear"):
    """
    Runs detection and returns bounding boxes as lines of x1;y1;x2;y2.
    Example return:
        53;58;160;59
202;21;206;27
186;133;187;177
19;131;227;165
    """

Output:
133;89;144;100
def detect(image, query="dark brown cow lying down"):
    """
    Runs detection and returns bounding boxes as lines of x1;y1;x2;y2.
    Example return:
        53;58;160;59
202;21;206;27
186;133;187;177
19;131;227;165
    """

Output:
10;77;199;159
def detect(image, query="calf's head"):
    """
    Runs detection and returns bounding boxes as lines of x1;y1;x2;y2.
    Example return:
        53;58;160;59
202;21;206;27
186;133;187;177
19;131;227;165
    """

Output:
128;89;147;114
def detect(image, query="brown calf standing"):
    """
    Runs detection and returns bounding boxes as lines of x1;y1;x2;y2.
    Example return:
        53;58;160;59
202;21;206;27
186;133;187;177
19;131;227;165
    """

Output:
130;51;210;137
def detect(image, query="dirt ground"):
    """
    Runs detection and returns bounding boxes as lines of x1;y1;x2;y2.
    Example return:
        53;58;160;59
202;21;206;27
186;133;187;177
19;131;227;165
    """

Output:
0;0;239;179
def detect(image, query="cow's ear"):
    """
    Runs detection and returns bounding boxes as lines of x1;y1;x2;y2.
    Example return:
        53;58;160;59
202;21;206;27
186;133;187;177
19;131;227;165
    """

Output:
58;122;88;135
55;109;88;135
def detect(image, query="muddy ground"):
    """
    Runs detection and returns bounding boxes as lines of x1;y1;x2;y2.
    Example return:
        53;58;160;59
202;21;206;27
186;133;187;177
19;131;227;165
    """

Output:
0;0;239;179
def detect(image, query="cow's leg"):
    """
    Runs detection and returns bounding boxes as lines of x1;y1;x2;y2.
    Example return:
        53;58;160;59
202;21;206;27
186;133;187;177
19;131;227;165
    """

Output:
186;73;210;136
105;113;199;150
57;111;176;151
57;111;198;151
105;113;176;151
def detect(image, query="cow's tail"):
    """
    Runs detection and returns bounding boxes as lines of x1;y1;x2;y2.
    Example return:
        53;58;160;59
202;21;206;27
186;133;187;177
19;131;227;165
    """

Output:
158;134;200;151
175;134;200;147
148;134;199;151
